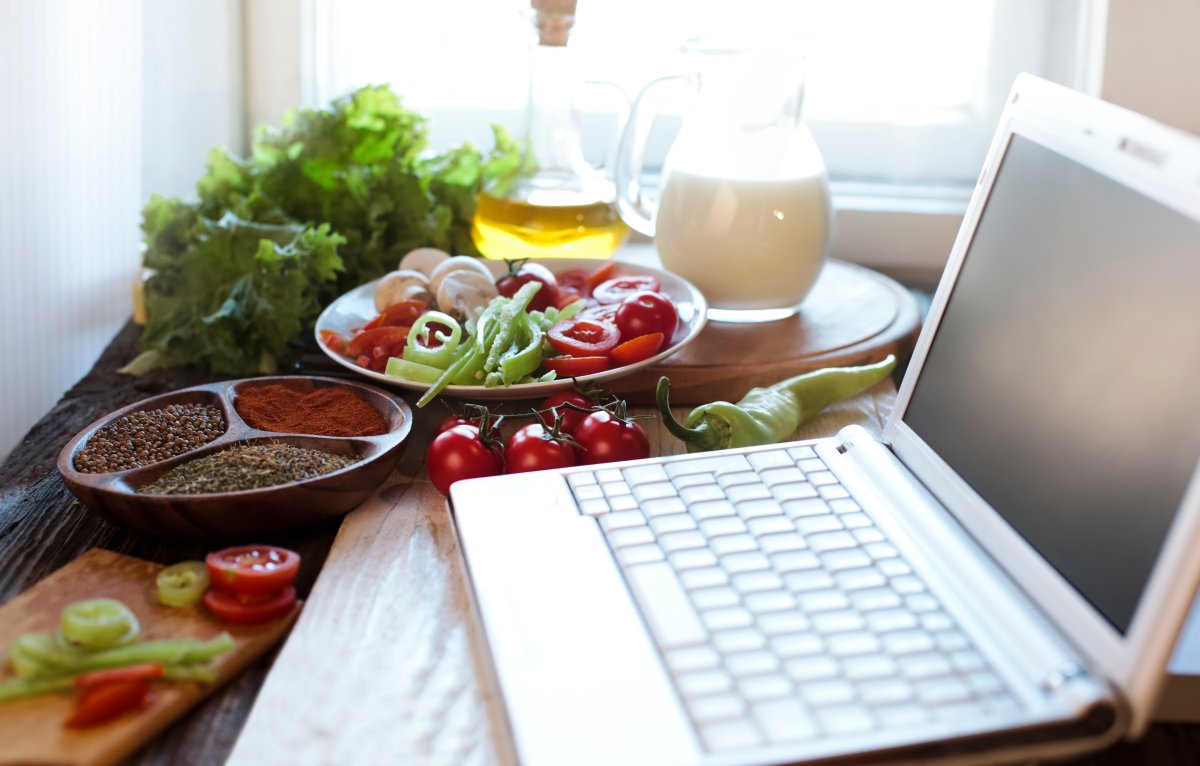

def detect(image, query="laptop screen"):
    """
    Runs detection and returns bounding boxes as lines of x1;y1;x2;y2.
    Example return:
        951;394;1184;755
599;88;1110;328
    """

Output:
903;133;1200;634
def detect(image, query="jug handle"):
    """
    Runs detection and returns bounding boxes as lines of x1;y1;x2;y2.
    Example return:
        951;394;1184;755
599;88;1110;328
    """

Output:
580;80;631;178
616;75;683;238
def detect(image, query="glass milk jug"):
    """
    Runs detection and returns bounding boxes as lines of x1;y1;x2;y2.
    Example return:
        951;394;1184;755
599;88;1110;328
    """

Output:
616;39;832;322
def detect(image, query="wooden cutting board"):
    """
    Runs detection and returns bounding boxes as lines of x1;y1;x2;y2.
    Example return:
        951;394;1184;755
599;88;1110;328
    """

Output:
610;256;922;404
0;548;298;766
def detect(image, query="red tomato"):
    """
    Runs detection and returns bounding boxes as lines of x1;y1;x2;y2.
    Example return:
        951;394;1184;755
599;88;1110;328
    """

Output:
496;262;560;312
547;318;620;357
75;664;164;689
543;355;610;378
66;681;153;728
592;275;660;305
610;332;665;366
555;287;584;310
378;300;425;327
437;413;499;438
203;586;298;625
554;268;592;297
206;545;301;596
427;424;505;497
584;260;618;293
347;326;410;356
355;354;371;368
539;391;593;434
578;301;619;325
505;424;578;474
574;411;651;465
319;330;349;355
615;291;678;342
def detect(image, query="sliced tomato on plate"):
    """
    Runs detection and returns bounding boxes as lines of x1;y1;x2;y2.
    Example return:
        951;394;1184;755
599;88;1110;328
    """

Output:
592;275;660;305
583;260;618;293
547;318;620;357
319;330;349;356
610;332;665;365
66;681;153;728
203;586;298;625
543;355;611;377
206;545;300;596
347;326;410;357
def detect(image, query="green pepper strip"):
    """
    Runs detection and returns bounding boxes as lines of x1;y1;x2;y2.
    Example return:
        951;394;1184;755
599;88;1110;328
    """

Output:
403;311;463;369
0;661;223;705
500;313;544;385
8;631;236;681
484;281;541;372
418;318;504;407
656;356;897;453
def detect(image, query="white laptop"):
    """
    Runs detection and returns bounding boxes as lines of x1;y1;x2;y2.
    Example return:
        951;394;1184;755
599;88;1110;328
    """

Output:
449;74;1200;766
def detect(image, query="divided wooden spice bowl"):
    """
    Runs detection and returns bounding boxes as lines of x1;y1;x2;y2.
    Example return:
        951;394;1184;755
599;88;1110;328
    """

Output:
57;376;412;540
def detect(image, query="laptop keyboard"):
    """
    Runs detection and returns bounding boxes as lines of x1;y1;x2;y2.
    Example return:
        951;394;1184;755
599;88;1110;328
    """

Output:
566;446;1020;752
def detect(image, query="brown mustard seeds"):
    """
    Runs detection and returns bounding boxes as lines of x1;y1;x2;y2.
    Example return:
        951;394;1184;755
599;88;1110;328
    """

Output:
74;403;226;473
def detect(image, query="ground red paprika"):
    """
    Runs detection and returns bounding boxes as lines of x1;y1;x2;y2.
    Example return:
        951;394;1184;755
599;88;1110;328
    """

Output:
235;381;388;437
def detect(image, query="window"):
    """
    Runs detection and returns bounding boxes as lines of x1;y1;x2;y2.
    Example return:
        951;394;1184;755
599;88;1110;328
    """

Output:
288;0;1103;272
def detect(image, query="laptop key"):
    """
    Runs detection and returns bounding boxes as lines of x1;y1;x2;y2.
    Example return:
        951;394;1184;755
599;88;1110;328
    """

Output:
702;607;755;632
794;515;844;536
680;567;730;590
747;450;794;471
753;698;818;743
760;466;807;487
717;471;761;489
670;548;719;571
816;704;875;735
783;654;839;681
681;484;727;504
711;534;759;557
573;483;604;501
578;498;610;516
747;516;795;537
623;464;670;485
691;586;740;610
634;482;678;503
672;472;717;489
677;669;735;697
690;500;738;520
739;674;793;703
808;531;858;553
725;649;782;677
757;532;807;554
772;482;820;501
664;454;752;478
690;693;748;723
782;498;830;518
722;551;771;574
598;510;645;531
800;679;856;707
616;544;665;566
623;561;708;648
713;628;769;654
758;611;811;636
732;571;784;594
666;645;722;673
650;513;698;535
787;445;818;461
607;525;655;548
772;550;822;573
660;530;707;552
700;720;763;751
743;590;796;615
699;516;748;538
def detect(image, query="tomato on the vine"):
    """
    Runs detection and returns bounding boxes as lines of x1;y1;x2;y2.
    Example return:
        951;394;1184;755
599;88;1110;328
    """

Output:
615;291;677;342
610;332;664;366
547;318;620;357
539;391;594;434
542;355;610;378
592;275;660;305
505;424;578;473
574;411;651;465
497;262;560;312
427;424;505;497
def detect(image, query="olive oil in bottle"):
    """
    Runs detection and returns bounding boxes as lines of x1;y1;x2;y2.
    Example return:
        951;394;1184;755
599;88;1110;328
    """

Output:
472;0;628;260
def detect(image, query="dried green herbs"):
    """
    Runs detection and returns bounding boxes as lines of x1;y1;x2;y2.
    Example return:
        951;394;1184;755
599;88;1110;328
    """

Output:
140;443;358;495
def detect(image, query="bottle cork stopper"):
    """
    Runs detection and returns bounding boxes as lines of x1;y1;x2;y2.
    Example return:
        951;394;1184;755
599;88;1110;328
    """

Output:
531;0;576;46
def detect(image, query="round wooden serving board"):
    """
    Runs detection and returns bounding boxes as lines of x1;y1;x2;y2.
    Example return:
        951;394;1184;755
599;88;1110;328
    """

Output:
610;259;922;404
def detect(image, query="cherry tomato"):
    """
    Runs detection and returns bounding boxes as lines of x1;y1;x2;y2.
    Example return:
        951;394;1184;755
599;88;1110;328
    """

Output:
615;291;678;342
592;275;660;305
542;355;610;378
584;260;618;293
203;586;298;625
505;424;578;474
496;262;560;312
539;391;593;434
66;681;153;728
547;318;620;357
554;268;592;297
75;664;164;689
555;287;584;310
427;424;505;497
578;301;619;325
574;411;651;465
610;332;665;366
437;413;499;438
206;545;301;596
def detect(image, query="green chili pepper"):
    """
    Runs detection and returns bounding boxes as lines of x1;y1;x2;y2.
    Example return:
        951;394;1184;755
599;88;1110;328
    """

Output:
657;356;897;453
59;598;140;652
403;311;462;369
485;281;541;371
500;313;544;385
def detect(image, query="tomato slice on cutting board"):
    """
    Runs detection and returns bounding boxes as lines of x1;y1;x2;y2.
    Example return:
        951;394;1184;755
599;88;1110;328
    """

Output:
203;586;298;625
206;546;300;596
66;681;153;728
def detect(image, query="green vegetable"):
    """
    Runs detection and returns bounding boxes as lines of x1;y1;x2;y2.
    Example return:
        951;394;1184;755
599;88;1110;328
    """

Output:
128;85;522;376
8;632;236;682
0;676;74;703
156;561;210;608
402;311;462;368
500;312;544;385
657;356;897;453
59;599;140;652
386;357;445;384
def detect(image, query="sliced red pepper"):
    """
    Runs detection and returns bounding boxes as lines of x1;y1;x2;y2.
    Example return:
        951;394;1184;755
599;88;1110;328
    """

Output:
547;318;620;357
584;261;618;293
378;300;426;328
355;354;371;368
543;355;611;377
347;326;410;356
75;663;164;689
360;314;384;332
610;332;665;366
554;287;584;310
319;330;349;356
66;681;153;728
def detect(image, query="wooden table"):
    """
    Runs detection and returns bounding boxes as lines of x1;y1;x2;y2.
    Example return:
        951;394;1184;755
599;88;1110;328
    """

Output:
2;322;1199;765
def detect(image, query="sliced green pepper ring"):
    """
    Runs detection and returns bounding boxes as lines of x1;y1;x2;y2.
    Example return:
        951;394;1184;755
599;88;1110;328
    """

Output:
403;311;463;369
156;561;211;607
59;598;140;651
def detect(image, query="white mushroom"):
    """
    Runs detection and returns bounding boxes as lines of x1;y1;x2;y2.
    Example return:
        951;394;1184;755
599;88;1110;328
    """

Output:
398;247;451;278
428;255;496;297
436;269;499;322
374;269;433;312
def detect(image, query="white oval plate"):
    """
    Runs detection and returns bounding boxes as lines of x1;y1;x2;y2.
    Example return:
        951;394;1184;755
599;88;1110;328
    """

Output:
314;257;708;400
